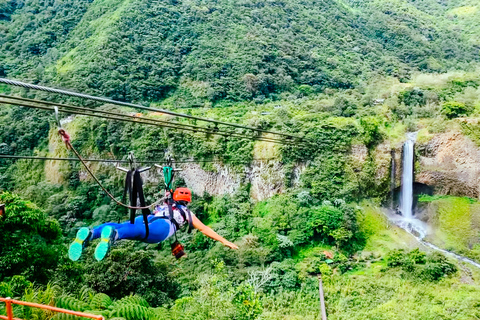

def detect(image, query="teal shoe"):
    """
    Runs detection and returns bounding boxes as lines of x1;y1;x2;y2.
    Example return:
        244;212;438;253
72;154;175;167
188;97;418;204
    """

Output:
94;226;116;261
68;227;91;261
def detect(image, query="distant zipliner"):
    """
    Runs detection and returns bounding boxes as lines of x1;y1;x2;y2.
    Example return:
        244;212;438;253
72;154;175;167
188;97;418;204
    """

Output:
54;112;238;262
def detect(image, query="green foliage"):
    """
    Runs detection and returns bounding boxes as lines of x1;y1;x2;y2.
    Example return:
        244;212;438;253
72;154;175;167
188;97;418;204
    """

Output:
441;101;472;119
0;192;63;283
89;293;113;310
233;284;262;320
419;253;457;281
360;116;384;148
108;302;153;320
0;276;32;298
82;242;178;307
302;153;356;201
333;96;358;117
55;295;89;312
386;249;457;281
400;88;426;107
297;85;314;97
2;0;479;103
50;313;84;320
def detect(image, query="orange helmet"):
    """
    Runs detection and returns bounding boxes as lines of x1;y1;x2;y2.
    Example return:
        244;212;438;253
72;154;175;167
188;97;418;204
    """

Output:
173;187;192;203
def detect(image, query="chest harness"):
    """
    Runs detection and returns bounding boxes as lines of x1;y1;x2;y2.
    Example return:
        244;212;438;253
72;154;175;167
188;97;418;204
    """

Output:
123;161;193;242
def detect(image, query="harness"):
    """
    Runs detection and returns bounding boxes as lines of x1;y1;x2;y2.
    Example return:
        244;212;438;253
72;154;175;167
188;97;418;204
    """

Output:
125;162;193;241
159;164;193;236
123;169;151;240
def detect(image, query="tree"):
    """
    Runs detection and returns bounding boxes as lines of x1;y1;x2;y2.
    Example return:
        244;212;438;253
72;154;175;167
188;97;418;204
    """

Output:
442;101;472;119
0;192;63;283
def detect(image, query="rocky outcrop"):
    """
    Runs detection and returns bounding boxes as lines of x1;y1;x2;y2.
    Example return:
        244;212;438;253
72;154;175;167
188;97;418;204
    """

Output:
416;131;480;199
167;130;480;201
177;161;305;201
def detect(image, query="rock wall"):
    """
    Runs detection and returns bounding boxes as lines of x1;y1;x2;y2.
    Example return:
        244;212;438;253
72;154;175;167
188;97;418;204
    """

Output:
416;131;480;199
177;161;305;201
173;130;480;201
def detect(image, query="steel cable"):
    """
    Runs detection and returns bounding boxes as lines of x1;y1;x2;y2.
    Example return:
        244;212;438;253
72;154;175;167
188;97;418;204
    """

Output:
0;78;305;142
0;95;304;146
58;129;165;210
0;154;278;164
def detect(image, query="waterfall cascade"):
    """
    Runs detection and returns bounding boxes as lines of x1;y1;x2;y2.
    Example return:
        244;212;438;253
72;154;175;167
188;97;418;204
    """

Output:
389;132;480;269
393;132;427;238
400;133;416;219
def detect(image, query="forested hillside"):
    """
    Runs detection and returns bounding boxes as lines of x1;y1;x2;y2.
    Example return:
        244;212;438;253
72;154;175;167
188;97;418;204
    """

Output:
1;0;479;104
2;0;480;319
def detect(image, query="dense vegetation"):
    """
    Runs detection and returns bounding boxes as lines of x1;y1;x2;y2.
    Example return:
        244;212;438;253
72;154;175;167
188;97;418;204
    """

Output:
1;0;480;104
2;0;480;319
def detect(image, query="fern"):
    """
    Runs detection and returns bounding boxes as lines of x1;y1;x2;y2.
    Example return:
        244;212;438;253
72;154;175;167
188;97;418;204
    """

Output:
82;309;110;318
50;313;83;320
55;295;88;312
152;307;170;320
109;304;154;320
110;295;149;308
78;286;96;303
89;293;113;310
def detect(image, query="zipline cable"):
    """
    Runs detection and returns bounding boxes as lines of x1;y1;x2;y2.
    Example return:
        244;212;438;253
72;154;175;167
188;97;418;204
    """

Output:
0;94;291;145
0;154;278;164
0;78;305;142
0;95;304;146
57;128;165;210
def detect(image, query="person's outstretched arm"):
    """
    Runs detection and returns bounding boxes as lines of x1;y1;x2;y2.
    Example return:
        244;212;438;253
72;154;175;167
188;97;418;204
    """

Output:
191;214;239;249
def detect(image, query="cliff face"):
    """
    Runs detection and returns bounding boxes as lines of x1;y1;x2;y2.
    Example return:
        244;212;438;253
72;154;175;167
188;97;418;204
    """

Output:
416;131;480;200
351;130;480;202
177;161;305;201
46;127;479;202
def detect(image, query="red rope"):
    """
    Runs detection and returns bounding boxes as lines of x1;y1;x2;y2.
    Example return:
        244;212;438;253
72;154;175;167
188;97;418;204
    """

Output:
58;129;164;210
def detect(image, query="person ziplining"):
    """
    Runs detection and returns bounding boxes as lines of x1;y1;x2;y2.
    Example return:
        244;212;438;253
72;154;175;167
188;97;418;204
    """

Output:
56;111;238;262
69;187;238;262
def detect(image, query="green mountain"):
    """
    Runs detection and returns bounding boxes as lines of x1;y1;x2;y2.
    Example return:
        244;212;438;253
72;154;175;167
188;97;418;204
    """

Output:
1;0;479;104
2;0;480;319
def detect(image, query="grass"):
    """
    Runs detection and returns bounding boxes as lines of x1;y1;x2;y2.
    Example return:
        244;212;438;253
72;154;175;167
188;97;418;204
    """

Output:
358;203;417;255
262;269;480;320
419;196;480;262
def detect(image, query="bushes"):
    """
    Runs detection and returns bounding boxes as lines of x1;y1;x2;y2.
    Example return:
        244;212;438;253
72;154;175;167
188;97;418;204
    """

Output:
385;249;457;281
82;242;178;307
0;192;63;284
302;153;357;202
399;88;426;107
251;195;364;256
360;116;384;148
441;101;473;119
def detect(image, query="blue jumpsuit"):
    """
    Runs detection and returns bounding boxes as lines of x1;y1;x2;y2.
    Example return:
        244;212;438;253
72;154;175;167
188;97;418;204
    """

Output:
91;215;172;243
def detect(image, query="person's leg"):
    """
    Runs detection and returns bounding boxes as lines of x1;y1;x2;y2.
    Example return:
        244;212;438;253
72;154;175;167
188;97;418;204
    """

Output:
94;216;158;261
102;216;171;242
68;227;91;261
91;222;123;240
143;218;171;244
94;217;172;261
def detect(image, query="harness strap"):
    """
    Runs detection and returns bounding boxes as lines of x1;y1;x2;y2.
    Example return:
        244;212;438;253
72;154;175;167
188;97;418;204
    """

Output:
167;203;180;232
176;206;193;233
123;170;135;224
133;170;150;240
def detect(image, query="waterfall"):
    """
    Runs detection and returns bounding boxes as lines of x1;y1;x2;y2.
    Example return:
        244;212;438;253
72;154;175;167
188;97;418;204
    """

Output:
400;133;416;219
391;132;427;238
387;132;480;270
